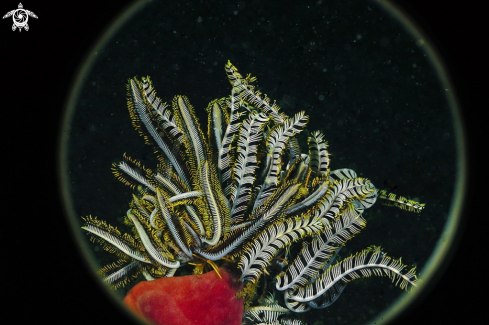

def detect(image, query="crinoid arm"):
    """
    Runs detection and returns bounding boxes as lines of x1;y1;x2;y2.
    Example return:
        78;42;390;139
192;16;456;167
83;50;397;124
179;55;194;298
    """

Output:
243;294;306;325
276;202;367;292
99;260;140;289
286;246;419;306
378;189;425;212
82;216;149;263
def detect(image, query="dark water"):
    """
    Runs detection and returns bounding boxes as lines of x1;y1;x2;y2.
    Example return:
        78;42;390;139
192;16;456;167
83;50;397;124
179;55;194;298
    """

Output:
63;1;458;324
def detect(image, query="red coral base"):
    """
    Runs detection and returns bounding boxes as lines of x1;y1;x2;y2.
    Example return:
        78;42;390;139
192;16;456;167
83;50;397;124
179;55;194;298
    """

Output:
123;264;244;325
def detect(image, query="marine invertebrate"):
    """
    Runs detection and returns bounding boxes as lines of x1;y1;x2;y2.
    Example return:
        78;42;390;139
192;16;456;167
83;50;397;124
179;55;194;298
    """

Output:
124;263;244;325
82;61;424;325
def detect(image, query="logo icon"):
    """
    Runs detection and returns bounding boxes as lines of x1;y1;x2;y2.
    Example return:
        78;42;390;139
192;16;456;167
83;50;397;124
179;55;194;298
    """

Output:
3;3;37;32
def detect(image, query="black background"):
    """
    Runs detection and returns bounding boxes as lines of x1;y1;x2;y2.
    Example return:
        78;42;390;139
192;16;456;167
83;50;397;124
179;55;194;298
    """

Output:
2;0;483;324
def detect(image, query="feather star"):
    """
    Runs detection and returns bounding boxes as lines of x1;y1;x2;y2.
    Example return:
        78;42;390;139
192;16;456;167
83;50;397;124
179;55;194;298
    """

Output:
82;61;425;325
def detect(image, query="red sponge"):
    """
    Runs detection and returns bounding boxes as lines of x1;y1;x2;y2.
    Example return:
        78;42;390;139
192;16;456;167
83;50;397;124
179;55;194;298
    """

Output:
123;264;244;325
